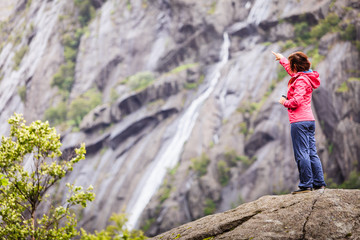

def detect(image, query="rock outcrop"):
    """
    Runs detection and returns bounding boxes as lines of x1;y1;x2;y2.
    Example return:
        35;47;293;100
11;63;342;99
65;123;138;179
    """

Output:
153;189;360;240
0;0;359;235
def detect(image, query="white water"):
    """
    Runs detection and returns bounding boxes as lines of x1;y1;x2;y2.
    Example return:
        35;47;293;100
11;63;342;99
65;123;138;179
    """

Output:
127;32;230;229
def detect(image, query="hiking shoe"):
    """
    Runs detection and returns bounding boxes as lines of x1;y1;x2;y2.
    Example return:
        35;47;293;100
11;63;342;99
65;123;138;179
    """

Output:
314;186;326;191
291;187;312;194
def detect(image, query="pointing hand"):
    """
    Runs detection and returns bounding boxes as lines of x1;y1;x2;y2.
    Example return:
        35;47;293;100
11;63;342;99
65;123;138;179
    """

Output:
272;51;284;61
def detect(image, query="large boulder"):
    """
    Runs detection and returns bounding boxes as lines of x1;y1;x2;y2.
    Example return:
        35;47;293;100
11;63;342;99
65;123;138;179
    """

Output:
152;189;360;240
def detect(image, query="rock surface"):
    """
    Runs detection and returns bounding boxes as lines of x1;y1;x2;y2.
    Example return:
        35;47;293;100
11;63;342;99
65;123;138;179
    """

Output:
152;189;360;240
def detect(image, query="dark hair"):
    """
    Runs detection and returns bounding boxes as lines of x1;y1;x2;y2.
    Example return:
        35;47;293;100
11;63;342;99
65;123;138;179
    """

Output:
288;51;310;73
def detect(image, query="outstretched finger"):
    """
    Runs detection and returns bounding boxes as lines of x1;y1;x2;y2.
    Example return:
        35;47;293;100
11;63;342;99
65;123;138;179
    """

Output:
271;51;277;56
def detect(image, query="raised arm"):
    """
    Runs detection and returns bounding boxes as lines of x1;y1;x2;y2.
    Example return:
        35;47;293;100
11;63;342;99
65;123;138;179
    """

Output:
271;51;294;77
279;57;295;77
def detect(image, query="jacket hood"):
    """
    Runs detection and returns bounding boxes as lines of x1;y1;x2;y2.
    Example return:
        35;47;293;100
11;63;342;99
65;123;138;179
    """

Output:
297;71;321;89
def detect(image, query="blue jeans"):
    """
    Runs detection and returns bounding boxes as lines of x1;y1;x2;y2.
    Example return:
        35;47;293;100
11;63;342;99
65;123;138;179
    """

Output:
290;121;326;188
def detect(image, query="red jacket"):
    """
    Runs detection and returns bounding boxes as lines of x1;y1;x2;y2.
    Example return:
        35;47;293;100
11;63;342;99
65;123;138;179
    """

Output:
279;57;320;124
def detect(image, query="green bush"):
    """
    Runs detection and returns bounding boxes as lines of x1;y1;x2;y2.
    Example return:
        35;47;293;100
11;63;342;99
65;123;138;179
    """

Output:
68;88;102;126
341;24;356;41
281;39;296;51
238;155;252;167
141;218;155;232
326;13;340;26
203;198;216;216
13;45;29;70
307;47;325;70
336;82;348;93
184;82;198;90
239;122;248;135
80;213;147;240
74;0;96;27
17;86;26;102
169;63;198;74
327;171;360;189
294;22;311;41
190;153;210;176
52;61;75;92
127;72;155;91
224;150;240;167
217;160;230;186
44;101;68;125
339;171;360;189
310;22;331;40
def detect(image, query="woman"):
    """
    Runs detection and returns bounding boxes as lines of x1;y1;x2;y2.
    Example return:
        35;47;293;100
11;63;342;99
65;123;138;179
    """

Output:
272;51;326;194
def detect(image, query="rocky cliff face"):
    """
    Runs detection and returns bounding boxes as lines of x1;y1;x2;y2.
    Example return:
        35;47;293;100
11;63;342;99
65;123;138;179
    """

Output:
0;0;359;236
152;189;360;240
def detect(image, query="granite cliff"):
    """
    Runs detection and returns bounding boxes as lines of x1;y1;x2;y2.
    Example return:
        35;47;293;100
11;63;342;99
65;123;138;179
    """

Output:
0;0;359;235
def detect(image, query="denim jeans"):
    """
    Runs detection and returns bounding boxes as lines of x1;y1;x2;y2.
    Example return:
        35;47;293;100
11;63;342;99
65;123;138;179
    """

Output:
290;121;326;188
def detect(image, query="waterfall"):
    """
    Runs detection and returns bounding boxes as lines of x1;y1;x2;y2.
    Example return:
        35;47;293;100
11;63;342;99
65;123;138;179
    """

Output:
127;32;230;229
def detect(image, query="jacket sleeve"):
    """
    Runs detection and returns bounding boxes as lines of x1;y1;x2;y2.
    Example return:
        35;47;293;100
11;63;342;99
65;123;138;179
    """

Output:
283;78;308;109
279;57;294;77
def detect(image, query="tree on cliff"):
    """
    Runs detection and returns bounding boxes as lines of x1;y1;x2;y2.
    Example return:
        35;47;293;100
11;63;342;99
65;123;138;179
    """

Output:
0;113;95;239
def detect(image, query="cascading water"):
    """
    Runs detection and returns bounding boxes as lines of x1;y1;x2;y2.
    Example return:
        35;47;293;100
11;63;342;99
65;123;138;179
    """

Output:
127;32;230;229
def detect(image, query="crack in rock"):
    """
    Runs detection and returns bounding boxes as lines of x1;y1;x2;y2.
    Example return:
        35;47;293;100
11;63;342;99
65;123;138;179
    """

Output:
199;210;262;240
301;190;325;239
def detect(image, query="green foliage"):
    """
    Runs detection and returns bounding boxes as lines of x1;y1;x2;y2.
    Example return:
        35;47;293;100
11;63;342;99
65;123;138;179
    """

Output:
217;160;230;186
169;63;198;74
44;101;68;126
291;13;341;47
13;45;29;70
74;0;96;27
239;122;248;135
203;198;216;216
17;85;26;102
327;170;360;189
80;213;147;240
0;114;94;239
237;101;259;114
341;24;356;41
349;77;360;82
356;41;360;52
110;88;119;103
184;75;205;90
168;163;180;176
238;155;252;167
281;39;296;51
127;0;132;11
277;65;288;82
294;22;311;43
207;1;217;15
141;218;155;232
224;150;240;167
52;29;85;93
339;171;360;189
68;88;102;127
184;82;198;90
336;82;349;93
190;153;210;177
125;72;156;92
307;47;325;70
52;60;76;92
